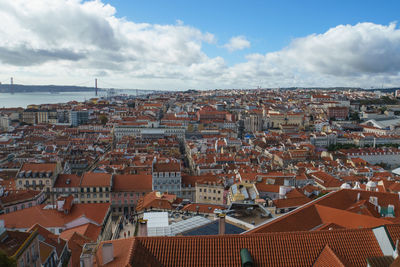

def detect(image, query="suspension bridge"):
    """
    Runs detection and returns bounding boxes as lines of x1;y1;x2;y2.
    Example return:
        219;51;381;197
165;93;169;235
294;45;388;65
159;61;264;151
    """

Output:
0;77;167;98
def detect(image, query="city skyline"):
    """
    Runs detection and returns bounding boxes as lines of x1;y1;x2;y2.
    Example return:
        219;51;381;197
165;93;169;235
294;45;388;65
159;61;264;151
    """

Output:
1;0;400;90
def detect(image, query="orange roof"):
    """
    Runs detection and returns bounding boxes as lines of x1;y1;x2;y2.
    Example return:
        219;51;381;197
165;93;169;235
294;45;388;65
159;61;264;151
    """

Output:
54;174;81;188
113;227;385;267
94;238;137;267
0;203;110;229
80;172;112;187
248;189;399;234
136;192;176;212
153;162;180;172
0;190;42;204
113;174;152;192
313;245;348;267
28;224;66;258
60;223;101;242
20;162;57;172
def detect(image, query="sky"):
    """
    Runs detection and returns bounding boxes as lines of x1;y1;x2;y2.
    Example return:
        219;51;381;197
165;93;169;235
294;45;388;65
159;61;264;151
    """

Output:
0;0;400;90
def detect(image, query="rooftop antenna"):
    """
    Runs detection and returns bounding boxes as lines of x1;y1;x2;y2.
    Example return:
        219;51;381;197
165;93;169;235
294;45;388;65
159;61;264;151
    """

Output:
95;78;98;96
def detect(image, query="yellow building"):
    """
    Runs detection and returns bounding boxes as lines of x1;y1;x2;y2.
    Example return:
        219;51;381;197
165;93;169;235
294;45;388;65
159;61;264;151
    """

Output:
195;180;224;205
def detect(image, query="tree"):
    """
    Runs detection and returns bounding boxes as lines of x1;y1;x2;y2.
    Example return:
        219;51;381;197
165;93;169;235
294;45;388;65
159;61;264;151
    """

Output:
0;250;17;267
99;114;108;125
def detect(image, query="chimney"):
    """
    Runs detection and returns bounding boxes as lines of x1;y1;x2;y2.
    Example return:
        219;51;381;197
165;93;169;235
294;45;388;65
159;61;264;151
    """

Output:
218;214;226;235
138;219;148;237
102;243;114;265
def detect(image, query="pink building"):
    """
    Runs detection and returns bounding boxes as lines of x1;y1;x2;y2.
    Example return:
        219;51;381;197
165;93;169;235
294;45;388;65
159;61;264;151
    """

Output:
1;189;46;214
111;174;152;215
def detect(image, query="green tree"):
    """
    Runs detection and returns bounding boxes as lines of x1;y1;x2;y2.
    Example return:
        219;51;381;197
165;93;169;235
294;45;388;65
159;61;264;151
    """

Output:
0;250;17;267
99;114;108;125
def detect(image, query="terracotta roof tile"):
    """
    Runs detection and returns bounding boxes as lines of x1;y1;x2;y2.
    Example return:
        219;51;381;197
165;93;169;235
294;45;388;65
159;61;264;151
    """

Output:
80;172;112;187
127;228;384;267
0;203;110;229
113;174;152;192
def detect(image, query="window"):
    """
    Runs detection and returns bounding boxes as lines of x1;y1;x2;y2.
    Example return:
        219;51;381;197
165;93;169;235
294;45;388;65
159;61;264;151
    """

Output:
218;191;221;194
93;194;97;198
213;190;216;193
87;194;90;198
124;193;127;197
99;193;103;198
19;181;22;185
28;203;32;208
130;193;133;197
199;189;202;192
105;193;109;197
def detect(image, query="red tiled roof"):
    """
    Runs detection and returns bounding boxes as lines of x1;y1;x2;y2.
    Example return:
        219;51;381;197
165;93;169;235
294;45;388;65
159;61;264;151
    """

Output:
54;174;81;188
60;223;101;242
248;189;398;234
122;227;384;267
20;162;57;172
113;174;152;192
27;224;66;258
94;238;136;267
0;190;41;204
153;162;180;172
313;245;347;267
136;192;176;212
0;203;110;229
80;172;112;187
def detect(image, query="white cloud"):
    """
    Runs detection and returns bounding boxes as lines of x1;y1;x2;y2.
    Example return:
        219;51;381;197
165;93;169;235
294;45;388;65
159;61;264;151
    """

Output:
0;0;400;89
223;22;400;88
223;36;251;52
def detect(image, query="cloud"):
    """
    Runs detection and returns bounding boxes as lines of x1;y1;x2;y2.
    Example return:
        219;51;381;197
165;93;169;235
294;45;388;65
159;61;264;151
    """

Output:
223;36;251;52
224;22;400;88
0;0;400;89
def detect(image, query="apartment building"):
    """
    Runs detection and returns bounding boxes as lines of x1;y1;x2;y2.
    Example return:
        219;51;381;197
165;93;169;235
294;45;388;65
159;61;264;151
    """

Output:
79;172;112;204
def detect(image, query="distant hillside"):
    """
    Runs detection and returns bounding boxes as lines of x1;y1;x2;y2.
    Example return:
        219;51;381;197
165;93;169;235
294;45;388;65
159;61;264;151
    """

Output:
0;84;96;93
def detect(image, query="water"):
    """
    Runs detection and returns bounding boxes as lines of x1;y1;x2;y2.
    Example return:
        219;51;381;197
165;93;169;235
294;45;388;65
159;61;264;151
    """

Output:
0;91;101;108
0;89;161;108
